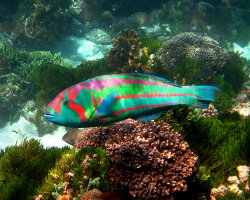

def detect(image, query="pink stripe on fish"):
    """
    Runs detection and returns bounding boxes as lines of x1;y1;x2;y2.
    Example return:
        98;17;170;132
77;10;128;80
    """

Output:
115;93;197;100
83;78;168;91
113;101;183;116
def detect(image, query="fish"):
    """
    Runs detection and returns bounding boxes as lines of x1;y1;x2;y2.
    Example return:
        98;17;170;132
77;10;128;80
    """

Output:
44;73;219;127
62;128;83;146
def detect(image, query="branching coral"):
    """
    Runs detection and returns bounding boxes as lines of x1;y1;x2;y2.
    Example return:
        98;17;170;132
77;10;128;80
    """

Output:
105;29;151;73
75;119;197;199
156;32;229;73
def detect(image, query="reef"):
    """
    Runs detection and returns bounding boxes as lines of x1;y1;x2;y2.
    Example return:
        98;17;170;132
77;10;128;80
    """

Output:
36;146;111;200
0;139;69;200
24;0;73;43
105;29;151;73
0;41;73;130
76;119;197;199
210;165;250;200
81;0;104;23
156;32;229;73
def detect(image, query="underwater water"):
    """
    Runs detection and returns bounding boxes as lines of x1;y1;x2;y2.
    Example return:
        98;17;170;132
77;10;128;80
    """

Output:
0;0;249;200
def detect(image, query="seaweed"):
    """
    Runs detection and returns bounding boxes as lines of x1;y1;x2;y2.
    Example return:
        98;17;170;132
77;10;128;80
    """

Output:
38;146;111;199
0;139;68;200
184;113;250;188
211;76;235;112
153;57;239;112
156;108;250;199
33;63;76;105
223;52;246;93
139;37;163;55
74;58;108;82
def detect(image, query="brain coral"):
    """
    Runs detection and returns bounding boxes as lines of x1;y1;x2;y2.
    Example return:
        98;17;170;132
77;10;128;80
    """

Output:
75;119;197;199
156;32;229;72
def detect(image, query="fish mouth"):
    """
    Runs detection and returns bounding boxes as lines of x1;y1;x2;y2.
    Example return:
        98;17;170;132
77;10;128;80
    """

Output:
43;108;60;122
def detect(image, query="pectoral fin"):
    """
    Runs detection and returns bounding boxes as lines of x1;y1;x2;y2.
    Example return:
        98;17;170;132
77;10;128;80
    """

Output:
95;92;117;117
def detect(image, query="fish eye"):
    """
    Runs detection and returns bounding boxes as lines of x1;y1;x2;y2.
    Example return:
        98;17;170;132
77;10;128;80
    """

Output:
62;100;68;105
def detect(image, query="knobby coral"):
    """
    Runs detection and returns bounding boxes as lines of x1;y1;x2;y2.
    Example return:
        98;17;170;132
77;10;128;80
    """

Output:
75;119;197;199
156;32;229;73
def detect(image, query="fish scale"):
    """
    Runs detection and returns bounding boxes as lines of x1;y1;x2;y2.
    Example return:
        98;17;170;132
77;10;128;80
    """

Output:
44;73;219;127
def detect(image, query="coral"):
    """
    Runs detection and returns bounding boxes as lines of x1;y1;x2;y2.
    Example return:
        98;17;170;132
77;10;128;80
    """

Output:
75;119;197;199
0;73;26;125
105;29;151;73
156;54;245;113
156;32;229;73
87;177;100;190
75;127;110;148
85;29;111;45
237;165;250;190
99;0;164;18
0;42;18;74
81;0;104;22
210;165;250;200
200;104;218;119
24;0;73;43
106;119;197;199
99;11;114;26
37;147;111;199
80;188;102;200
0;41;71;126
183;113;250;188
0;139;67;200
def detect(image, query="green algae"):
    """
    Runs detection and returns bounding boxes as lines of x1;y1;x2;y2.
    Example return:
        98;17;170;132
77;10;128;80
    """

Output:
139;37;163;55
0;139;68;200
33;63;76;105
153;55;246;113
74;58;108;82
38;146;111;200
156;108;250;199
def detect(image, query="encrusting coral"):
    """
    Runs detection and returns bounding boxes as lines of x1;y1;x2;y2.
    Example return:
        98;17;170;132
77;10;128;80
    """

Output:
76;119;198;199
156;32;229;73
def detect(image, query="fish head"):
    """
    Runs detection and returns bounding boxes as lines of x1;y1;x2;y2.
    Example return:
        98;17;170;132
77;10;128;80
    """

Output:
44;87;90;127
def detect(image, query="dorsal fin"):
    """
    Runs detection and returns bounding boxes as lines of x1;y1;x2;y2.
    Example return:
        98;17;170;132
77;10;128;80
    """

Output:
122;73;181;87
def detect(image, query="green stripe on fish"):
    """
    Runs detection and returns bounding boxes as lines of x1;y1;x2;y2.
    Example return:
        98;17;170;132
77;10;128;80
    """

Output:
43;73;219;127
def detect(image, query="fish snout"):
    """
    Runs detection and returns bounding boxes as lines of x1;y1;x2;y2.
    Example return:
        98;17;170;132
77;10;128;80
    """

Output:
43;106;56;120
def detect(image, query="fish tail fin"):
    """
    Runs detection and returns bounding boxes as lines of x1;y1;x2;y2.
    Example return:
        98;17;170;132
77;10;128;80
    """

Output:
183;85;219;108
